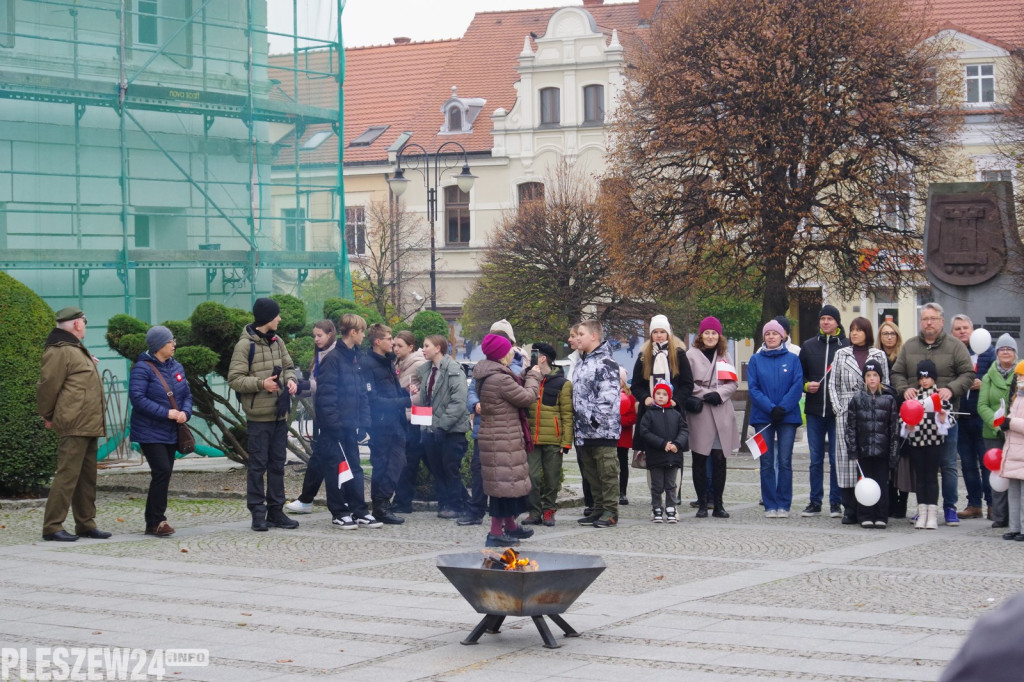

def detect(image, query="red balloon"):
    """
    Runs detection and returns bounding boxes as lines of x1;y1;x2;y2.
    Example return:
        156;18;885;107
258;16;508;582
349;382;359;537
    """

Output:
983;448;1003;472
900;400;924;426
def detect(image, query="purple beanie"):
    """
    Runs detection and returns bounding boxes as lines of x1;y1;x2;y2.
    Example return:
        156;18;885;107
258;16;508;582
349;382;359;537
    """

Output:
762;320;786;338
481;333;512;361
698;316;723;336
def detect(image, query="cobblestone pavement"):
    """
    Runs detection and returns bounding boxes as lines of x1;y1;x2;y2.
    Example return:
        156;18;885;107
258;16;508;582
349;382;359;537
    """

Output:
0;447;1021;681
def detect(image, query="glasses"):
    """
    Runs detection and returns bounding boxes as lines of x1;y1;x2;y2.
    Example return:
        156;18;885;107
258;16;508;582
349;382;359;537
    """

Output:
880;331;897;337
920;317;942;323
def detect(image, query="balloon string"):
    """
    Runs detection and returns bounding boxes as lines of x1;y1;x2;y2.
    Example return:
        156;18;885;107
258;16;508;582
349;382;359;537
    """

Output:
857;461;866;480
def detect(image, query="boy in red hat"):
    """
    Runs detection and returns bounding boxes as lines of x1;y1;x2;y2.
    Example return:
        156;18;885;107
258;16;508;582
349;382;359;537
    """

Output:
634;382;689;523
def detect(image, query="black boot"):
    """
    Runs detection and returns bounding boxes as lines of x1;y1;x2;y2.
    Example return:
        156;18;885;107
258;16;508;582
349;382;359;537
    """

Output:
267;506;299;529
374;502;405;525
712;501;730;519
251;506;268;532
695;504;708;518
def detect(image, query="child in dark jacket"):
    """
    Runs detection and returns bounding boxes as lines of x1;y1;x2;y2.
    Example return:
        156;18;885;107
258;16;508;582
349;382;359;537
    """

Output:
844;359;900;529
635;382;689;523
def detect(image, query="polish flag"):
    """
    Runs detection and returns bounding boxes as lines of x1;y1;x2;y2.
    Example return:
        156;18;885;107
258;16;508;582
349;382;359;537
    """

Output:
337;457;353;487
411;405;433;425
993;399;1006;428
922;393;943;413
746;430;768;458
716;361;738;382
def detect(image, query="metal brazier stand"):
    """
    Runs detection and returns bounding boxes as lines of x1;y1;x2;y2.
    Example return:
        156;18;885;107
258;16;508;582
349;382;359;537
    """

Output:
436;551;606;649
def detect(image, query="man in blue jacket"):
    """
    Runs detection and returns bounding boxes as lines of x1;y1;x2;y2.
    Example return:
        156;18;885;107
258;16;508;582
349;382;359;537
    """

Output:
950;314;995;521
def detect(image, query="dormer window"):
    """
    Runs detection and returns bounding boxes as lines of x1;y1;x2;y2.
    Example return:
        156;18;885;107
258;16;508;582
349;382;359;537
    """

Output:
440;86;485;134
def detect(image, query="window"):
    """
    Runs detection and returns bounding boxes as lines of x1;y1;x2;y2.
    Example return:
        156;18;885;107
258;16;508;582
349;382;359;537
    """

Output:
0;0;14;48
134;215;152;322
445;186;471;245
303;130;333;150
133;1;192;68
518;182;544;206
583;84;604;124
982;169;1013;183
136;0;159;45
881;193;911;232
540;87;560;125
965;64;995;104
134;215;151;248
345;207;366;256
282;208;306;251
447;107;463;132
348;125;388;148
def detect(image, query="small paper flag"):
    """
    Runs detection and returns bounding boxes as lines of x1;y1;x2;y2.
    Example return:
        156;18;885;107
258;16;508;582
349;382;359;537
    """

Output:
716;361;738;382
411;405;433;425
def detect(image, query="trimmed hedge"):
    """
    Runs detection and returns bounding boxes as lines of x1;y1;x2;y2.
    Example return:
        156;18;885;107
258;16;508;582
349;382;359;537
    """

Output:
0;273;59;495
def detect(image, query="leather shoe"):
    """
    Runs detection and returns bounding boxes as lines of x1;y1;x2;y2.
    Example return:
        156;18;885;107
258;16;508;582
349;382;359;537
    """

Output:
959;505;983;519
145;521;175;537
42;530;78;542
78;528;112;539
1003;532;1019;540
456;515;483;526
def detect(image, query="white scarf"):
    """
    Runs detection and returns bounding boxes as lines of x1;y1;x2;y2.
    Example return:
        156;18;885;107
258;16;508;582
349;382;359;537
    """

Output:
650;341;670;396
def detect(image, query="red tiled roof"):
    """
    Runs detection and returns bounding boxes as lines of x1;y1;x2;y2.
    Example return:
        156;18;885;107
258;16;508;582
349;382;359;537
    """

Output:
270;3;642;168
912;0;1024;50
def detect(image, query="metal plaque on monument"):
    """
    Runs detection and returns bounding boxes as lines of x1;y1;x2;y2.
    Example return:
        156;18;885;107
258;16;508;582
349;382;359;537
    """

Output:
925;181;1023;339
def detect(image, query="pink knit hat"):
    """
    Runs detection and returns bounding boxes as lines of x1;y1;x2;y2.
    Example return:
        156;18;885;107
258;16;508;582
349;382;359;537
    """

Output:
481;333;512;361
698;316;723;336
762;320;786;338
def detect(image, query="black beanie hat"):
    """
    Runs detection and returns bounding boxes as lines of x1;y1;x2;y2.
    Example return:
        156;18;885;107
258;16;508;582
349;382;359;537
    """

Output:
253;297;281;327
819;304;841;325
917;358;938;379
533;342;557;364
773;315;792;336
862;359;883;378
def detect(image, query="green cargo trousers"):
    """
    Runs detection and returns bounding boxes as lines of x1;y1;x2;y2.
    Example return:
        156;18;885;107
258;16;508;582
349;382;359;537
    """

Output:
577;444;619;520
528;444;564;517
42;436;98;535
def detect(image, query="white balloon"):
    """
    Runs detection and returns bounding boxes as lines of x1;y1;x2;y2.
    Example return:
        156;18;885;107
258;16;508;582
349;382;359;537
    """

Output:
855;477;882;507
970;328;992;355
990;472;1010;493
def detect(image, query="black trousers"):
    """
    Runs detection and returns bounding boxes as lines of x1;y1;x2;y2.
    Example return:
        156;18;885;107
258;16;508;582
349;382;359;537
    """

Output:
297;437;325;504
692;449;727;506
465;439;488;518
910;444;942;505
320;427;368;518
141;442;176;527
855;457;890;522
246;420;288;512
616;447;630;496
577;448;593;507
369;431;406;505
423;430;469;512
394;422;428;509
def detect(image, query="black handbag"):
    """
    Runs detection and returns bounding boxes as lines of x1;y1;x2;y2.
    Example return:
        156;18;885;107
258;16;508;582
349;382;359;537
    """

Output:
146;362;196;454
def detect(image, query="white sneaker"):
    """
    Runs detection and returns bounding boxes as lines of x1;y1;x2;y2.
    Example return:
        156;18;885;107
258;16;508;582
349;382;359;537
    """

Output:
332;515;357;530
777;510;789;518
765;509;777;518
285;500;313;514
357;513;383;529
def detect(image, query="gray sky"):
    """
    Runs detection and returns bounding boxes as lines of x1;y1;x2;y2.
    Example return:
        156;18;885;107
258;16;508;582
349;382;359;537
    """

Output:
267;0;632;53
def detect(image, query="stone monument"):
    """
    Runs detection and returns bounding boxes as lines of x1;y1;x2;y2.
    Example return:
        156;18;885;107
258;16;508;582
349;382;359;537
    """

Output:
925;181;1023;339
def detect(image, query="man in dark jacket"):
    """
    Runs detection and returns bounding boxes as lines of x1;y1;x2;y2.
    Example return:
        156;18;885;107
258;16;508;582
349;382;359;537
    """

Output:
799;305;850;518
362;323;411;525
36;307;111;542
315;314;382;529
950;314;995;520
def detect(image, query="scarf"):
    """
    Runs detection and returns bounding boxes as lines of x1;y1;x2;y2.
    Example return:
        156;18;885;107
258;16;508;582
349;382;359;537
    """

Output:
650;341;670;397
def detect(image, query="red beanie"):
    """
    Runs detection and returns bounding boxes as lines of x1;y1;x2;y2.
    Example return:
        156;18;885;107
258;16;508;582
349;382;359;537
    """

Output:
653;382;673;400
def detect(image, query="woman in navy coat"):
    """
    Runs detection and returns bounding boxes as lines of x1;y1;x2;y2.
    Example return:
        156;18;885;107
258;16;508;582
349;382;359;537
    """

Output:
129;326;192;537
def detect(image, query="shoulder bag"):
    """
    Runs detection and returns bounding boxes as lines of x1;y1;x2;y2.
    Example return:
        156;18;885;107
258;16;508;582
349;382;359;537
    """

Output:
146;362;196;454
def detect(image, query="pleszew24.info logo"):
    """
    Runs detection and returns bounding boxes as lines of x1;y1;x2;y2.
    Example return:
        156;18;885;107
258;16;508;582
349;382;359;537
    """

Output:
1;647;209;680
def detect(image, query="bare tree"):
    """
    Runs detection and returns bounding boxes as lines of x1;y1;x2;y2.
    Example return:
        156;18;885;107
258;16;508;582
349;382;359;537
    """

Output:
351;199;427;320
603;0;961;332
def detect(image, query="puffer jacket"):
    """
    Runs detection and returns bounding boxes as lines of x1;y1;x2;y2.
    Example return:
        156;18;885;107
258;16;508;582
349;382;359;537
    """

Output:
1000;389;1024;481
226;325;296;422
891;331;975;410
747;345;804;425
471;354;522;440
415;355;471;434
473;359;541;498
362;350;411;433
129;351;193;445
36;328;106;438
315;341;369;435
572;341;622;445
844;387;900;466
979;362;1017;440
634;404;688;468
799;329;849;418
526;366;574;448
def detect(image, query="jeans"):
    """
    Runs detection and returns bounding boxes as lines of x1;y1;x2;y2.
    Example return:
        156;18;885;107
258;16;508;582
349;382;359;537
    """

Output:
320;428;368;518
140;442;176;527
941;423;959;511
758;423;796;512
423;430;469;513
958;415;990;508
246;420;288;512
806;413;840;506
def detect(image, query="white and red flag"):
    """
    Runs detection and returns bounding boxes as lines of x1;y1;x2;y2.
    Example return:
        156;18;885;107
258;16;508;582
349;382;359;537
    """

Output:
922;393;943;413
337;453;353;488
716;361;738;382
993;399;1006;428
745;426;769;458
411;405;433;425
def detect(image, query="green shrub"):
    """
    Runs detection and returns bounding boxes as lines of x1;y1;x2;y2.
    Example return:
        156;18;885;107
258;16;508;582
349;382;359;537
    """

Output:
270;293;306;341
189;301;249;378
117;333;148;361
287;336;315;371
322;297;383;326
174;345;219;378
162;320;194;347
0;273;59;495
411;310;449;346
105;314;148;353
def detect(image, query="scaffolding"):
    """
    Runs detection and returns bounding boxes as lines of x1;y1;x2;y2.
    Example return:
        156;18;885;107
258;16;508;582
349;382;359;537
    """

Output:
0;0;350;322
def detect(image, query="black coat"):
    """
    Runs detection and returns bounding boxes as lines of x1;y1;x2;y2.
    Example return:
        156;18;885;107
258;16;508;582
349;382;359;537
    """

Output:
362;350;411;433
315;342;369;435
799;330;850;418
845;387;900;467
630;346;695;420
635;404;688;468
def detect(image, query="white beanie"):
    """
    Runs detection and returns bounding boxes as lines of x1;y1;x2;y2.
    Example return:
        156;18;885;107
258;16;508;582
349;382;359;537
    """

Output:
489;319;516;344
649;314;671;336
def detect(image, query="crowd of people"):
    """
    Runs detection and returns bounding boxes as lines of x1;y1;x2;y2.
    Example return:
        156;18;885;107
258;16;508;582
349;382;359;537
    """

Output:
33;298;1024;547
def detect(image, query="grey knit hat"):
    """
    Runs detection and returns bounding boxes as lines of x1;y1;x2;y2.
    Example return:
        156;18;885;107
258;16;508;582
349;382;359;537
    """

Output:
996;333;1018;353
146;325;174;354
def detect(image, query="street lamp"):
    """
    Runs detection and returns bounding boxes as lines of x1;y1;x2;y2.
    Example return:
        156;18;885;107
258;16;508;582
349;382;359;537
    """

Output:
388;141;476;311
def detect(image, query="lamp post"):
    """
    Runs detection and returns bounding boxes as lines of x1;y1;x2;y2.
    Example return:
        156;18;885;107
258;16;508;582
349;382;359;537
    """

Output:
387;141;476;311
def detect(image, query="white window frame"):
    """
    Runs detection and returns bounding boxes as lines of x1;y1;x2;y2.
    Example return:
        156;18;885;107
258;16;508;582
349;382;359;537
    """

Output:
582;84;604;125
0;0;14;48
345;206;366;257
965;63;995;104
281;208;306;252
540;87;560;126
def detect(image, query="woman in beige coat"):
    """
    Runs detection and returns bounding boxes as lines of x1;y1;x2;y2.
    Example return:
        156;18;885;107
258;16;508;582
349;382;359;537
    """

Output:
685;316;739;518
392;330;428;514
473;333;542;547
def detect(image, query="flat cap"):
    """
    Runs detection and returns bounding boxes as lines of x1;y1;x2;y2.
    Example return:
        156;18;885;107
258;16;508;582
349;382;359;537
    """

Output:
55;306;85;323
